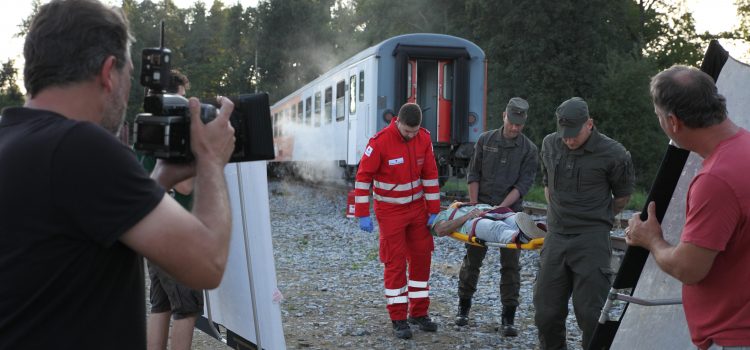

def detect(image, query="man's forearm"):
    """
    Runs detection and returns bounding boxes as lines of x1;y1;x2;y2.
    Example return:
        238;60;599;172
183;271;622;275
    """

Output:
613;195;630;215
435;216;472;236
499;188;521;208
468;182;479;203
192;161;232;275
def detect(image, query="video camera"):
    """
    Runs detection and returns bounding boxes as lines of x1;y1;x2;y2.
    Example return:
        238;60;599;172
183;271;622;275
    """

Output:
133;23;274;163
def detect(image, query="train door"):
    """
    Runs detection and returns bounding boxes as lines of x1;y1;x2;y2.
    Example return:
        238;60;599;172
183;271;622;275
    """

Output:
407;60;417;104
407;59;453;143
334;79;347;161
437;60;453;143
347;67;358;166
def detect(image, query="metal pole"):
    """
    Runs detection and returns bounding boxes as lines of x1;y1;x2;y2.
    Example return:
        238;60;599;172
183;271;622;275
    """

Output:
597;288;682;324
598;288;619;324
254;49;259;93
614;293;682;307
202;290;225;341
236;163;263;349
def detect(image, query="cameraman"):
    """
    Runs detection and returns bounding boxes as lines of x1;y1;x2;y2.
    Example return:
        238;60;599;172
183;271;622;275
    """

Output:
0;0;235;348
139;69;203;350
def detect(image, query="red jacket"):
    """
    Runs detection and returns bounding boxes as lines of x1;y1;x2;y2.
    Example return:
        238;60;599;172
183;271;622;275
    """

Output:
354;118;441;217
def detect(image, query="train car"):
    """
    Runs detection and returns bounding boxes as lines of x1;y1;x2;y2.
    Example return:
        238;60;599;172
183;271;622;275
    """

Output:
270;33;487;184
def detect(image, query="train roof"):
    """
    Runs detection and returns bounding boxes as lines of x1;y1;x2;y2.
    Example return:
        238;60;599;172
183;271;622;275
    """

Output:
271;33;485;108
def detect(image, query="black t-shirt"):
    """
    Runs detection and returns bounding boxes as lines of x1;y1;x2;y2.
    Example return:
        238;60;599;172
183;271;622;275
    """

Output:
0;107;165;349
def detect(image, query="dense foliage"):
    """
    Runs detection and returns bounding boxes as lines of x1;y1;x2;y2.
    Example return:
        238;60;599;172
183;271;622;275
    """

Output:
3;0;750;191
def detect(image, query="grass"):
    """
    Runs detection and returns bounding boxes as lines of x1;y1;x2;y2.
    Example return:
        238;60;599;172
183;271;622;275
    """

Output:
441;179;647;211
627;190;647;211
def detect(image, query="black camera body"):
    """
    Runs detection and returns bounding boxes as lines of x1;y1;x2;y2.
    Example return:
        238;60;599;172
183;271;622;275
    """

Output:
133;27;274;163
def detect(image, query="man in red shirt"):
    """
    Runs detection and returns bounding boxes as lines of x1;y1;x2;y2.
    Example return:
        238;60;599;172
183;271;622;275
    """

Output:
626;65;750;349
353;103;441;339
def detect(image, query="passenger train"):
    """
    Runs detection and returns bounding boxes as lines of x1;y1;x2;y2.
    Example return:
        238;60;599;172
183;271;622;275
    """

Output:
270;33;487;184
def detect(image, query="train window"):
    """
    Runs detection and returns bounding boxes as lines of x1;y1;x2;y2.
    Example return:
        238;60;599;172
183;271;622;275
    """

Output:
314;91;321;127
273;113;278;137
284;108;290;135
336;80;345;121
349;75;357;115
324;87;332;124
297;101;303;123
407;64;412;99
359;71;365;102
305;96;312;125
443;63;453;100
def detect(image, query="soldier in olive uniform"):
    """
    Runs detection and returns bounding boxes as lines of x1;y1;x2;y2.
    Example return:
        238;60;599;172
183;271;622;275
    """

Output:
534;97;634;350
456;97;538;337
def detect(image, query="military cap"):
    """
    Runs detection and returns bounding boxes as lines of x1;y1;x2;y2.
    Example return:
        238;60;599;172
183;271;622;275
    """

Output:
556;97;589;138
506;97;529;125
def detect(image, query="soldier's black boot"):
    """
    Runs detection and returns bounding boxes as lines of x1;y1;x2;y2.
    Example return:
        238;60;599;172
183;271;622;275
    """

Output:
392;320;413;339
500;306;518;337
455;298;471;326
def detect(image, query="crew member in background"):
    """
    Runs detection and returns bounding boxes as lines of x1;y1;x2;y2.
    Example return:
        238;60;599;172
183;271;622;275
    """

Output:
353;102;441;340
140;70;202;350
535;97;635;350
456;97;538;337
626;65;750;350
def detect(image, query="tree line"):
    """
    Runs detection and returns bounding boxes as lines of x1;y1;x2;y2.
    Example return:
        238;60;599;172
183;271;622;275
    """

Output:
2;0;750;190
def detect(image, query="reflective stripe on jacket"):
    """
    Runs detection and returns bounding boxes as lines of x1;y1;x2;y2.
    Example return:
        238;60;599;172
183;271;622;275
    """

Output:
354;118;440;217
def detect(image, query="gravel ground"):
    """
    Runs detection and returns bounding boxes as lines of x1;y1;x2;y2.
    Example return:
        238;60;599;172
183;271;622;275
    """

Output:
182;179;632;349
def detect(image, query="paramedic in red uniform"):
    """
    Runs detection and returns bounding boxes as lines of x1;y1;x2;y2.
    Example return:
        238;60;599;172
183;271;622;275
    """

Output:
354;102;442;340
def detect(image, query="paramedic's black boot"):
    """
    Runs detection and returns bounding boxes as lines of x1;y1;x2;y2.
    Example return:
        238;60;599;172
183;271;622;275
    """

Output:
455;298;471;326
392;320;412;339
500;306;518;337
408;315;438;332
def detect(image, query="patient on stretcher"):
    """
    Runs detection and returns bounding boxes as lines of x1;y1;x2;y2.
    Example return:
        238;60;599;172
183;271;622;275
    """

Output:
430;203;546;244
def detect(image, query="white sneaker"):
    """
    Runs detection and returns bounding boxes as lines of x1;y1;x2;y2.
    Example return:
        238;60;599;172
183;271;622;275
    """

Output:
515;213;546;240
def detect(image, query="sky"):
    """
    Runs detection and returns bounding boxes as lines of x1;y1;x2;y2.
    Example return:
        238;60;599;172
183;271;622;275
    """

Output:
1;0;748;92
0;0;258;65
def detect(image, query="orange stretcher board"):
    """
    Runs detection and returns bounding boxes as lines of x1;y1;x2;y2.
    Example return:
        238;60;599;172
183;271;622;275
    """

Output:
448;231;544;250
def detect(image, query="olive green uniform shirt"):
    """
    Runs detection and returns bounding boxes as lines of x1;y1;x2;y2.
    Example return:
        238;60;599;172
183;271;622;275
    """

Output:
467;127;538;212
541;128;634;234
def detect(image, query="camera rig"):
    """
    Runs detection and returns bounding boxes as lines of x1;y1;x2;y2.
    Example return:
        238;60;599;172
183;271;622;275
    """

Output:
133;22;274;163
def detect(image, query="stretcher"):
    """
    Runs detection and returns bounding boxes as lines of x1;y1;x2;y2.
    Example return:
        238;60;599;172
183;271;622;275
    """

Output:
448;231;544;249
443;201;545;250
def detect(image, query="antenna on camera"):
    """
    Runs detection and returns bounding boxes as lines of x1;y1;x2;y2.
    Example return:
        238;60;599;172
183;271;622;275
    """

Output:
139;20;172;94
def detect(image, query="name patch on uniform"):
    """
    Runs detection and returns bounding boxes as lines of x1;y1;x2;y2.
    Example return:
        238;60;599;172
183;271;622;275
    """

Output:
417;158;424;165
483;145;498;152
388;157;404;166
364;146;373;157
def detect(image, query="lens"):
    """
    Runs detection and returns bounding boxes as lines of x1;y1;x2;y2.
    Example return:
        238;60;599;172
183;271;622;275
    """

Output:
200;104;217;124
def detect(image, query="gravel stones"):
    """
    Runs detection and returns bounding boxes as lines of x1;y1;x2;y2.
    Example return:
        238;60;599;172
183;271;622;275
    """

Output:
191;180;612;349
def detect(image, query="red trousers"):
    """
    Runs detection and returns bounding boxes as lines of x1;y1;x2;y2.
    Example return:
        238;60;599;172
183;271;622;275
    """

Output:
376;204;434;321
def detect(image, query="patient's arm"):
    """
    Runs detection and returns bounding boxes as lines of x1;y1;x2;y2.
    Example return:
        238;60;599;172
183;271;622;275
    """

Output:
433;208;484;237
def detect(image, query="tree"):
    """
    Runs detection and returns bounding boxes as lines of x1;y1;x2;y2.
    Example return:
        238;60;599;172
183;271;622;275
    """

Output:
590;53;666;189
350;0;470;46
0;60;23;109
255;0;338;102
638;1;704;68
